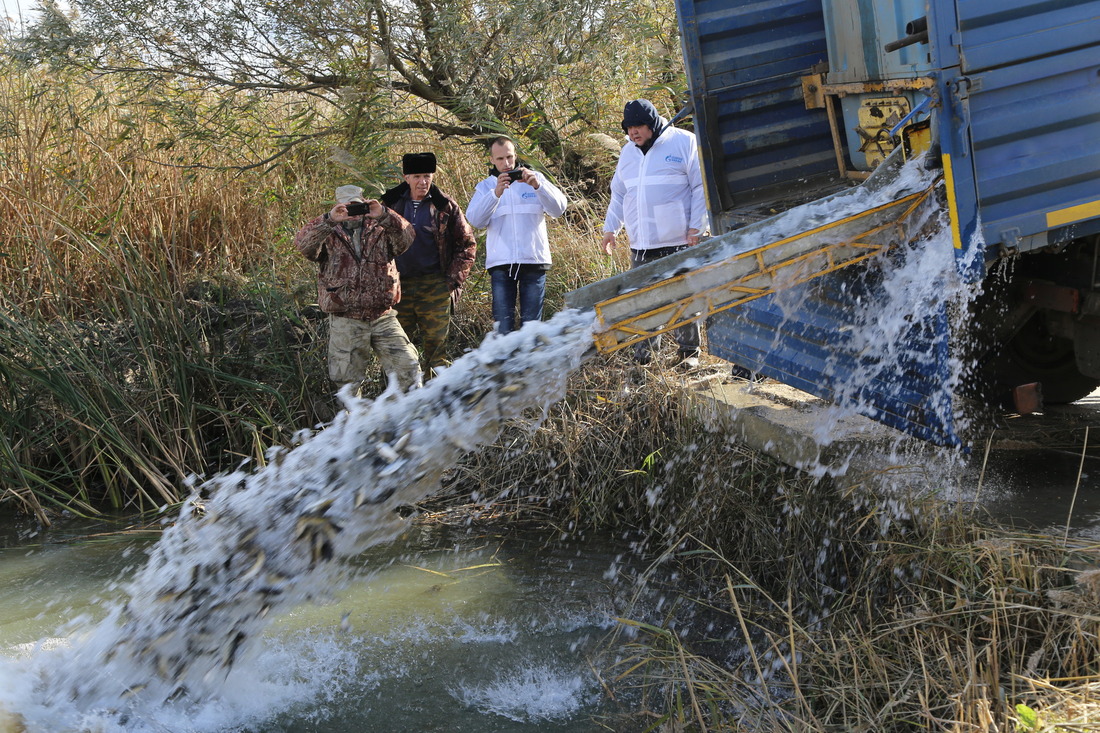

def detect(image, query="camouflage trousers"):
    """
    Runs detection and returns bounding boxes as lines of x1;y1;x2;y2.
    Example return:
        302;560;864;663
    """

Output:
328;310;422;391
395;274;453;370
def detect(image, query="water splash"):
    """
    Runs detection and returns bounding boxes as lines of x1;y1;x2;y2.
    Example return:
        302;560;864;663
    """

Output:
2;311;595;730
453;661;598;723
0;155;995;731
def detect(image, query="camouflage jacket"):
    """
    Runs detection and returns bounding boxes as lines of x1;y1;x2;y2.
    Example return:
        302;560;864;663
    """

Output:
294;208;414;321
380;183;477;298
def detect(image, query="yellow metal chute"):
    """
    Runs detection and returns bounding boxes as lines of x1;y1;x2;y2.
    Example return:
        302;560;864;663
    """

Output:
567;183;938;355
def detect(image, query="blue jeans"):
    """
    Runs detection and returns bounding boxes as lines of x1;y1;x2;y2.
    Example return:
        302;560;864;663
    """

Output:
490;265;547;334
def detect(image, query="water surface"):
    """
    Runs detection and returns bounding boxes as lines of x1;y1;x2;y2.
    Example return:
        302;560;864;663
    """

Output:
0;516;656;732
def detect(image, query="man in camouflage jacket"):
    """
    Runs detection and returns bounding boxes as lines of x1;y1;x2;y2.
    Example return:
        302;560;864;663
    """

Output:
295;184;422;392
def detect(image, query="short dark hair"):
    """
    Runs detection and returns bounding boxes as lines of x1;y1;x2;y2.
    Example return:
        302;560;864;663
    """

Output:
488;136;514;150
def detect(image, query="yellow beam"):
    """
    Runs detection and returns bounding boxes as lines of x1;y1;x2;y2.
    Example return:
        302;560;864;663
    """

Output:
1047;199;1100;229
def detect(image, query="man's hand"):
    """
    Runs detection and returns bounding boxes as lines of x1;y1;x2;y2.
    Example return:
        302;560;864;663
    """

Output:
601;232;617;255
329;203;353;223
517;168;539;189
494;169;539;197
363;199;385;218
329;199;385;222
687;228;700;247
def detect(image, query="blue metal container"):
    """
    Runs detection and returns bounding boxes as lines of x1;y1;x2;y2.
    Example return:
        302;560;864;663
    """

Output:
676;0;1100;444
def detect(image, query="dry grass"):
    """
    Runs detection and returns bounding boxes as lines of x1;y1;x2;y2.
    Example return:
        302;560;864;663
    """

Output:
0;71;319;312
432;364;1100;731
0;62;633;521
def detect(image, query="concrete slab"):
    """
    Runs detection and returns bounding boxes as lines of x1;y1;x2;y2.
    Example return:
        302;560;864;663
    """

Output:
682;375;1100;534
685;377;923;476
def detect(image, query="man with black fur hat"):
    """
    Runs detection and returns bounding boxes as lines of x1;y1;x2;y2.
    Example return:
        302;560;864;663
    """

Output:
601;98;707;369
382;152;477;374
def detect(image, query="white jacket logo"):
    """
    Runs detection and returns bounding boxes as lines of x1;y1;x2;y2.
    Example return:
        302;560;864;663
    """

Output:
665;155;684;163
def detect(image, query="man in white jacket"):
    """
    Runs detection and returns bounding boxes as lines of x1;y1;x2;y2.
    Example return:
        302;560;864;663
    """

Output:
467;137;569;334
602;99;707;368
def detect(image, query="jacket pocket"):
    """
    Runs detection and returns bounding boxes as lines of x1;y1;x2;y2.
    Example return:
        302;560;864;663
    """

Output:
320;285;348;313
653;202;688;244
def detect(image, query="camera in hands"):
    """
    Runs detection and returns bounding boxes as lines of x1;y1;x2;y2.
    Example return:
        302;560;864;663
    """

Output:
345;201;370;216
506;169;524;182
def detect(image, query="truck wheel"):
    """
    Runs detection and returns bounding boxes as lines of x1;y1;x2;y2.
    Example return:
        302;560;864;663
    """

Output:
995;314;1100;404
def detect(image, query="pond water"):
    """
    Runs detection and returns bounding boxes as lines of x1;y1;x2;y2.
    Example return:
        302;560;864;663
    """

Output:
0;515;662;732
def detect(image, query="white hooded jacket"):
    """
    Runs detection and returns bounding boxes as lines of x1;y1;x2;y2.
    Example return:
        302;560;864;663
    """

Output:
603;125;707;250
466;170;568;270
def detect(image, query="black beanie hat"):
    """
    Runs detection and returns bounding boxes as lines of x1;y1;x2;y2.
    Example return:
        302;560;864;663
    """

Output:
621;99;662;133
402;152;437;175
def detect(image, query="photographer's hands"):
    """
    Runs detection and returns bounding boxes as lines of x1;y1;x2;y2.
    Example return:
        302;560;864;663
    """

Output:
328;199;385;223
494;169;539;198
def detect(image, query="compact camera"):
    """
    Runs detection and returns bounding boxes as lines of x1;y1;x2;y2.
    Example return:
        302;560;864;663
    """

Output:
344;201;370;216
506;169;524;182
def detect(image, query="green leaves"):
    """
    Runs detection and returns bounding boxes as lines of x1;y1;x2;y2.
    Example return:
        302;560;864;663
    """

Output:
1016;703;1039;731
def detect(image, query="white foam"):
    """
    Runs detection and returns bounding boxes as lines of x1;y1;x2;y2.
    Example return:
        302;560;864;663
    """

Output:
453;661;597;722
2;311;596;730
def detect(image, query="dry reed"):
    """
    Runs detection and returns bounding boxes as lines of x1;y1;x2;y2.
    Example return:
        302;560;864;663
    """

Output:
438;364;1100;731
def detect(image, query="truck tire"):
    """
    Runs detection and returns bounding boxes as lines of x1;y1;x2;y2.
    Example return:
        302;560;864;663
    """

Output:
994;314;1100;404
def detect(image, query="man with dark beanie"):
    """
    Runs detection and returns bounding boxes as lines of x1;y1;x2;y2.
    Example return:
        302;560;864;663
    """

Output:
601;99;707;368
381;152;477;375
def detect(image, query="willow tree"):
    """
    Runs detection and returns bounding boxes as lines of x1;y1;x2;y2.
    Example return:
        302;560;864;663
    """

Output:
13;0;683;183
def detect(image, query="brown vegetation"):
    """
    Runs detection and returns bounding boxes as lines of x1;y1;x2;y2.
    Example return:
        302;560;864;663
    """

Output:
435;363;1100;731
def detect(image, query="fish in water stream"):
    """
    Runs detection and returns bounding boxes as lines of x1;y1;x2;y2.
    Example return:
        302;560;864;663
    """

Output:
18;312;594;724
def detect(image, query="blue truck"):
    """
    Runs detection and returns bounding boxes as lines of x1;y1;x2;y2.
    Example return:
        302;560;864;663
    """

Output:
567;0;1100;447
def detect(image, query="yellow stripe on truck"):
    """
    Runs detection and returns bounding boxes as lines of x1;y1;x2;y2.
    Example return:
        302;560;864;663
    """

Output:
942;153;964;250
1047;200;1100;229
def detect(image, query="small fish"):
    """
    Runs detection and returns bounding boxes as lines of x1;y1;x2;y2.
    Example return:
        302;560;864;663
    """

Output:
220;631;246;669
239;550;266;582
461;388;492;408
376;442;400;463
122;683;147;698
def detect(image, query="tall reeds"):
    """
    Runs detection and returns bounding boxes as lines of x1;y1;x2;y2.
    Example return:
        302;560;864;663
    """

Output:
0;60;629;521
0;65;339;520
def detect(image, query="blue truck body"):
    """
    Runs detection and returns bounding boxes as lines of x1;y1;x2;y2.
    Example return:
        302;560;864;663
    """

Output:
678;0;1100;445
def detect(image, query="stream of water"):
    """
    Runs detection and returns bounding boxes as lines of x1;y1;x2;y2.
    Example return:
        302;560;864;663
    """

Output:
1;313;608;731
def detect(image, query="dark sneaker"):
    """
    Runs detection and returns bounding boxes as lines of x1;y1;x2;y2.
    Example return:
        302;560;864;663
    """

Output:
730;364;756;380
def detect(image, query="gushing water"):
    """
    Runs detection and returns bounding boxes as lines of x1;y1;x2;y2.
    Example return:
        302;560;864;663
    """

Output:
0;312;595;731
